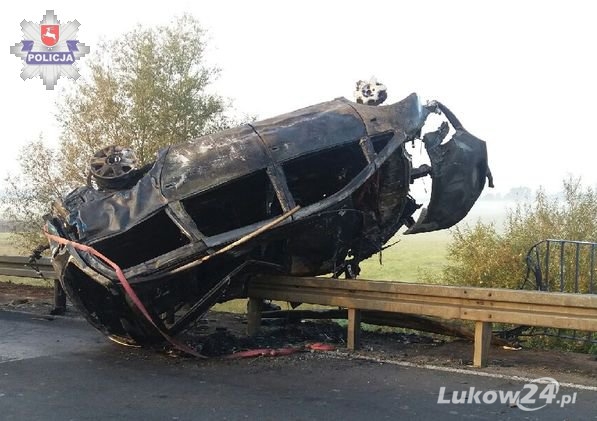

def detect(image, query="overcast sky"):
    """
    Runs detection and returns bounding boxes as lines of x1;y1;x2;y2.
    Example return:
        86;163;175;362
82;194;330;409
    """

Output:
3;0;596;195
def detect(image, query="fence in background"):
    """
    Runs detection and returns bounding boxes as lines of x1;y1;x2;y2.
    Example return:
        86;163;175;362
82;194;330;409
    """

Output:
524;239;597;344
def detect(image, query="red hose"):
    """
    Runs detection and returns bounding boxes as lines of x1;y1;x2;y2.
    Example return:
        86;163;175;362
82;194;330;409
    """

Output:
227;343;335;358
306;342;336;351
226;347;300;359
44;229;206;358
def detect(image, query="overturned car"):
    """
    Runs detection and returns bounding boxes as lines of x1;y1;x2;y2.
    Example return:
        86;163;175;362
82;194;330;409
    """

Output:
45;93;492;345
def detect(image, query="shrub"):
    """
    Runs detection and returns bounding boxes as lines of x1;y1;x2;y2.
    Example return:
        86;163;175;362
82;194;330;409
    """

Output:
442;177;597;289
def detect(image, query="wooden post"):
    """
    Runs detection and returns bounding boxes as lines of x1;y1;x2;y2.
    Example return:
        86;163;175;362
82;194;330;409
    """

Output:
473;321;492;367
347;308;361;350
246;298;262;336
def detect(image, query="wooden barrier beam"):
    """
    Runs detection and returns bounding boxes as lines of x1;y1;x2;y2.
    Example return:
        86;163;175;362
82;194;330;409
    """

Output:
248;275;597;367
248;275;597;332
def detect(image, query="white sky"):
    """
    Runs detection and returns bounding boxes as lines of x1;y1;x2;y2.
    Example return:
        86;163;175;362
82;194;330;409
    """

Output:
3;0;596;195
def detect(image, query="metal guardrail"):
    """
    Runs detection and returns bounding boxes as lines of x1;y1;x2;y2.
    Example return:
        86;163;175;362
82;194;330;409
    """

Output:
248;275;597;367
0;255;56;279
0;255;66;313
3;254;597;366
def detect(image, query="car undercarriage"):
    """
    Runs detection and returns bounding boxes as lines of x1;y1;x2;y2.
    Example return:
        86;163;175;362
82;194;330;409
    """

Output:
45;93;492;344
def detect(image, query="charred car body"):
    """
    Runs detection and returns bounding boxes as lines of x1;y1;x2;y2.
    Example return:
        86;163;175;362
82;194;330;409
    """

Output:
46;93;492;344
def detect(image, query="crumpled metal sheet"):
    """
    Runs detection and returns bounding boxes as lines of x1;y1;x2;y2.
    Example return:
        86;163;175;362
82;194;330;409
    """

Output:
406;101;491;234
62;151;169;242
46;92;493;344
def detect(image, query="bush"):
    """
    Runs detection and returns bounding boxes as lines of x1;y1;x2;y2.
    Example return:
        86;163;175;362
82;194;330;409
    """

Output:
441;177;597;289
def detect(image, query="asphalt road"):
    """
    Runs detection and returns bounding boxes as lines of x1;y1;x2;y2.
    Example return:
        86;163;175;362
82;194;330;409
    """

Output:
0;310;595;421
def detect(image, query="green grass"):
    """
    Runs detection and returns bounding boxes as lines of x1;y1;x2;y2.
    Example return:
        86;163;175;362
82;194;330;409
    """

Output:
359;230;451;282
355;198;510;283
0;232;20;255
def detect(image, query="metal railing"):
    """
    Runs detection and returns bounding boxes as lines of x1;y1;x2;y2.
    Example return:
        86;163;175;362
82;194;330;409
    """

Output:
523;239;597;344
524;239;596;293
0;255;55;280
0;255;65;313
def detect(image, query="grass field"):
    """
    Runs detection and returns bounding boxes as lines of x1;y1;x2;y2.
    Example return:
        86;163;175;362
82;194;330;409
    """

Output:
357;198;512;282
359;230;450;282
0;232;20;255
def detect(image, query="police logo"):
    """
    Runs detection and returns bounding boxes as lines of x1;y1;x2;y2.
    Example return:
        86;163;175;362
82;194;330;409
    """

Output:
10;10;90;90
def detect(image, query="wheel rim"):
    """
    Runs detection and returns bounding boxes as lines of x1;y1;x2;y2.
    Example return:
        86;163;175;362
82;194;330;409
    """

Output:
89;145;138;181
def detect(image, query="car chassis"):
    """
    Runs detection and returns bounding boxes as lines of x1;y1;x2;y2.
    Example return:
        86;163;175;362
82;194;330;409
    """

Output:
46;93;492;345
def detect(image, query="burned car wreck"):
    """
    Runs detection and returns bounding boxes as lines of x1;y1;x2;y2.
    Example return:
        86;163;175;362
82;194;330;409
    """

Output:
45;93;492;345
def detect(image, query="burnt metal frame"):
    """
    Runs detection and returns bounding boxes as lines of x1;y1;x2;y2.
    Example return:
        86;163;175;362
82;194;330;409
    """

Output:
523;238;597;344
84;132;405;285
524;239;596;293
45;94;492;344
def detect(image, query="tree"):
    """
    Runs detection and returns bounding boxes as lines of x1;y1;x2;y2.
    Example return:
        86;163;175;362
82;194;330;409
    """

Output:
441;177;597;289
59;14;229;183
2;15;235;252
1;137;68;251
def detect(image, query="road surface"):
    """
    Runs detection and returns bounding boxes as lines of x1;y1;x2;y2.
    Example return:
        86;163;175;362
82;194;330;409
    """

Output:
0;310;595;420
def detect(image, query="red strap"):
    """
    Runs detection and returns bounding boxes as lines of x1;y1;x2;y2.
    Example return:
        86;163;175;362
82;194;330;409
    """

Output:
306;342;336;351
44;229;206;358
226;347;300;359
226;343;335;358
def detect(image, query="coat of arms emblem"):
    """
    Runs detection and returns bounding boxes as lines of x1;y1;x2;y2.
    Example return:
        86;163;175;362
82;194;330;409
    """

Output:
10;10;90;89
40;24;60;47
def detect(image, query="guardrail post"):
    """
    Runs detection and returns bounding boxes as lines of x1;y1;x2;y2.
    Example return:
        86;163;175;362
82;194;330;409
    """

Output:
53;280;67;315
347;308;361;350
473;321;492;367
246;297;262;336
